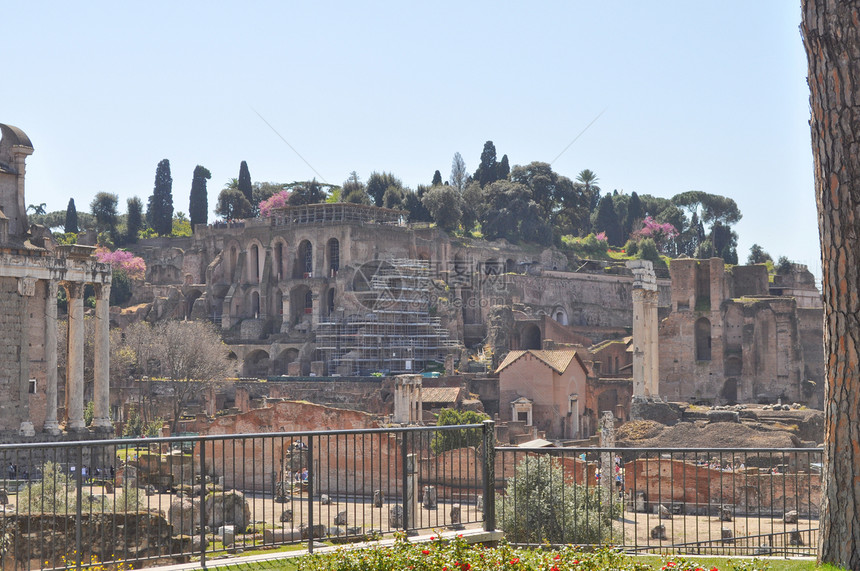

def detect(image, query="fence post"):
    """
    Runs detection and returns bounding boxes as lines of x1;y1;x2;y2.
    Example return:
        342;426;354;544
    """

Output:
482;419;496;532
400;431;409;535
199;437;207;569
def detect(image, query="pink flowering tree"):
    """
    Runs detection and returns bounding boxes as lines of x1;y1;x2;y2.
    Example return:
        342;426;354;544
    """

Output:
259;190;292;217
632;216;679;253
96;247;146;280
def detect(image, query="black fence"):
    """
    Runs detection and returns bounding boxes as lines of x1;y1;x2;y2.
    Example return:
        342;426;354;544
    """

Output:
494;445;821;557
0;426;821;570
0;423;492;570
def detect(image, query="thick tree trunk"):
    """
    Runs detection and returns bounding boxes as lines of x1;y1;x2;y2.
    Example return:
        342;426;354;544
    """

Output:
802;2;860;568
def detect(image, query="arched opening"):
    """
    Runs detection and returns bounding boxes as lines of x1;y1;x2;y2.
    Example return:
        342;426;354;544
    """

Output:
273;239;288;280
327;238;340;277
304;290;313;314
506;258;517;273
553;307;568;326
721;378;739;405
273;348;299;375
695;263;711;309
185;289;203;320
243;349;270;378
289;285;312;327
251;291;260;318
695;317;712;361
228;245;239;280
273;288;284;315
294;240;313;278
520;324;542;350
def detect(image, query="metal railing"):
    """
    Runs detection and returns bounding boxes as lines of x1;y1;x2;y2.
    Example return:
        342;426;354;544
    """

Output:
494;445;821;557
0;426;822;570
0;423;490;570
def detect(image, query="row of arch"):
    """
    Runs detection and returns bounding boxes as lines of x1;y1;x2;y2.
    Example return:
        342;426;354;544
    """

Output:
222;237;342;285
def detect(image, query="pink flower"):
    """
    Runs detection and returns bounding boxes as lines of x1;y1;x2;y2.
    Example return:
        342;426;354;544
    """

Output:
95;247;146;280
259;190;291;217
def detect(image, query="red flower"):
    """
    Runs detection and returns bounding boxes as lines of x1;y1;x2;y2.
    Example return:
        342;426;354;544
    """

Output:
554;554;561;560
421;550;430;555
510;558;520;564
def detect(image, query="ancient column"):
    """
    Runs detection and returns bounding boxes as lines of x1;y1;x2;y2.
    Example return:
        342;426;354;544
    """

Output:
627;260;659;398
43;280;60;434
92;283;112;431
17;278;36;436
65;282;86;431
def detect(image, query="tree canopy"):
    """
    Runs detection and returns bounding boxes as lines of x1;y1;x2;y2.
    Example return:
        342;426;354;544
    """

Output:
189;165;211;230
147;159;174;236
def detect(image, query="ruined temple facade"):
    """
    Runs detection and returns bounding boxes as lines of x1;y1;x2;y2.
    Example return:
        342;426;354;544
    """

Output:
659;258;824;407
0;123;112;437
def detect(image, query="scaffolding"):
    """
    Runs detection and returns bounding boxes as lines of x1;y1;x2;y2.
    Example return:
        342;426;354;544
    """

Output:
316;259;458;375
271;203;403;226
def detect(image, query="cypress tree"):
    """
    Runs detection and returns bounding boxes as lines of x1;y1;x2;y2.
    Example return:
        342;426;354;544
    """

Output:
126;196;143;244
238;161;253;206
189;165;211;231
593;195;623;246
475;141;499;188
432;170;443;186
148;159;174;236
625;191;643;240
64;198;78;234
498;154;510;180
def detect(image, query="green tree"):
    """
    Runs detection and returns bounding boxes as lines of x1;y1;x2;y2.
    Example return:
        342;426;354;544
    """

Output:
449;152;468;191
189;165;211;230
216;188;252;220
27;202;46;216
342;172;370;205
382;185;405;209
366;172;404;207
287;179;329;205
421;185;463;232
577;169;601;212
238;161;254;214
592;195;623;246
431;408;489;454
474;140;499;188
125;197;143;244
64;198;79;234
431;169;443;186
147;159;174;236
403;186;432;222
122;404;163;437
481;180;552;245
498;455;620;544
90;192;119;243
747;244;773;265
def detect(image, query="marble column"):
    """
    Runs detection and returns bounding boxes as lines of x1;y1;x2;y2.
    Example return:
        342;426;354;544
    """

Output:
65;282;85;431
92;283;112;430
17;277;36;436
43;280;60;434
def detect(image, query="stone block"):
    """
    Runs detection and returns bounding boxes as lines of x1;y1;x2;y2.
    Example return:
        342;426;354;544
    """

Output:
300;524;325;540
373;489;385;508
320;494;332;505
657;504;672;520
205;490;251;532
650;524;667;540
280;509;292;523
721;527;734;544
784;509;798;524
334;510;348;526
449;504;462;526
789;529;804;546
719;505;733;522
263;528;301;543
389;505;403;528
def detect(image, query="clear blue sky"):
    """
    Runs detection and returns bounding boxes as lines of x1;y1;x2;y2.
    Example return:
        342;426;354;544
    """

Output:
3;2;819;276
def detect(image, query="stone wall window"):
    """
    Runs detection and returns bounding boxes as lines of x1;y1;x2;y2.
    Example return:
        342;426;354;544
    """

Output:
28;379;37;394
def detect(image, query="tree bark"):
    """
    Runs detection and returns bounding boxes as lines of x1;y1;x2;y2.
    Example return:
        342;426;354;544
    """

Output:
802;2;860;568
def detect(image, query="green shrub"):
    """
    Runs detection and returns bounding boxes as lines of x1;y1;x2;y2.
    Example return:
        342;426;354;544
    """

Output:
498;455;622;544
431;409;489;454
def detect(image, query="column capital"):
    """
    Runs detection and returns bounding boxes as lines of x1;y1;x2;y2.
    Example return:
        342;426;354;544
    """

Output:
62;281;85;299
94;282;111;300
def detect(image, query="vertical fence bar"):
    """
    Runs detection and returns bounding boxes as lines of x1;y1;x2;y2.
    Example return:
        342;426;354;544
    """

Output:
75;445;83;571
307;433;314;553
482;420;495;532
400;430;408;535
199;437;207;569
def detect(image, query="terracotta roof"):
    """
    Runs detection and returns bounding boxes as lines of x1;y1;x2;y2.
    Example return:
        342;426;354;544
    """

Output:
495;350;581;374
422;386;462;403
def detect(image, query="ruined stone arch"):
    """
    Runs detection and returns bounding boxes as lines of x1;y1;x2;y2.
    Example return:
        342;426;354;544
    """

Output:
270;237;289;281
273;348;300;375
243;349;271;378
322;285;336;317
294;239;313;278
224;240;242;282
695;317;712;361
552;306;569;326
246;238;265;284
